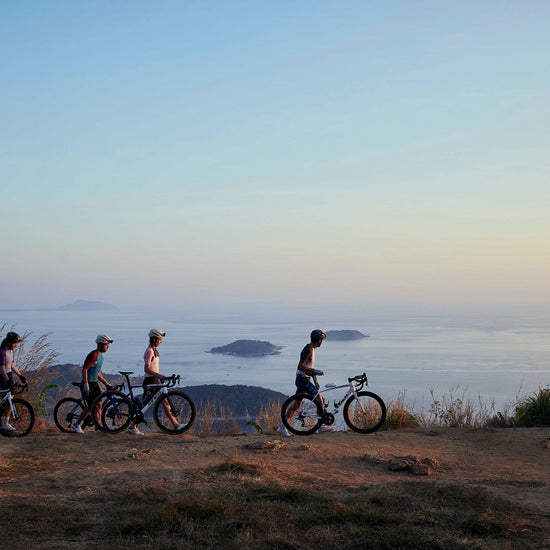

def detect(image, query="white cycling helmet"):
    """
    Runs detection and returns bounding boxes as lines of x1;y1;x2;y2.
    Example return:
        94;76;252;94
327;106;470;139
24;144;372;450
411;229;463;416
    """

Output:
96;334;114;344
148;328;166;339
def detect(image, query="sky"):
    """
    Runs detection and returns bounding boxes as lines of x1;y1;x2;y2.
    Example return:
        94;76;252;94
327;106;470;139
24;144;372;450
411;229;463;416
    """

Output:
2;1;549;314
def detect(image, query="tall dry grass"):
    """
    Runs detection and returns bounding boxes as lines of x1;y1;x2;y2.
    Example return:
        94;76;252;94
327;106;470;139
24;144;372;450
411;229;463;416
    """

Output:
193;399;241;436
252;399;281;434
1;323;60;406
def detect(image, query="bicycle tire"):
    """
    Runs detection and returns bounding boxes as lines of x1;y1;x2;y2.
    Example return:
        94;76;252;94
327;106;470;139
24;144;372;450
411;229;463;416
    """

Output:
96;391;133;433
153;390;196;434
343;391;386;434
281;393;323;436
53;397;85;433
0;398;35;437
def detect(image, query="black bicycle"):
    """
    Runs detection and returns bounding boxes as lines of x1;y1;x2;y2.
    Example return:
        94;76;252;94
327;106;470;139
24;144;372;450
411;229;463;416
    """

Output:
53;381;123;433
92;371;196;435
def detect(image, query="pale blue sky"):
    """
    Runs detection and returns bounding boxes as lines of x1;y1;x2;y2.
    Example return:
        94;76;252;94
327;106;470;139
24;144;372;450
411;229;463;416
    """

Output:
2;1;549;312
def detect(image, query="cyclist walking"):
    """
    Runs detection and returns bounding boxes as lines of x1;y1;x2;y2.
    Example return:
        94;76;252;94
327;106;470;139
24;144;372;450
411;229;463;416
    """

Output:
278;329;328;436
0;332;27;431
127;328;180;435
71;334;113;434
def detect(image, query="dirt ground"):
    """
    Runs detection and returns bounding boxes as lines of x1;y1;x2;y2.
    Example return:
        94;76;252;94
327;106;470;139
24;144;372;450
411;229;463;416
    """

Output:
2;426;549;515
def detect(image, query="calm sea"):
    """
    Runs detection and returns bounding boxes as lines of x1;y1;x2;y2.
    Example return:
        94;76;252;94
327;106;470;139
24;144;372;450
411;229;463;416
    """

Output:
2;307;549;412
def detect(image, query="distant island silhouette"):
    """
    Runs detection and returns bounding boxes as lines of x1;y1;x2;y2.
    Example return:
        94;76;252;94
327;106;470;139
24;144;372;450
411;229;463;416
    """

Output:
325;330;369;341
51;300;117;311
0;299;117;312
208;339;283;357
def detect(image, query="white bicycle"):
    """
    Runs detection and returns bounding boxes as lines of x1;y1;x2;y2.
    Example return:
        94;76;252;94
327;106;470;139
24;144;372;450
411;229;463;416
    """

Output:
0;382;35;437
281;372;386;436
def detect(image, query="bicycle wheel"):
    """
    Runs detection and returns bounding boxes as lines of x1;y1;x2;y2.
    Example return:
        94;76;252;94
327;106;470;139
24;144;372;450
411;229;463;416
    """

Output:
153;390;196;434
343;391;386;434
96;391;132;433
281;393;323;436
0;398;35;437
54;397;84;433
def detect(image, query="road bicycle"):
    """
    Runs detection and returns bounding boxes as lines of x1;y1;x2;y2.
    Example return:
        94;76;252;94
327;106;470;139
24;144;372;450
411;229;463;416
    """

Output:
0;382;35;437
53;381;123;433
92;371;196;434
281;372;386;436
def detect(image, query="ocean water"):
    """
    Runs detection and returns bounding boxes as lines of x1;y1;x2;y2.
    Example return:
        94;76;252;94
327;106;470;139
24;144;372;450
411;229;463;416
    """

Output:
2;307;549;412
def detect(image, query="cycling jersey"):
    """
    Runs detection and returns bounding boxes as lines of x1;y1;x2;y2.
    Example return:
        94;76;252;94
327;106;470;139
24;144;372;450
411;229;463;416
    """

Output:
83;350;103;382
0;349;14;374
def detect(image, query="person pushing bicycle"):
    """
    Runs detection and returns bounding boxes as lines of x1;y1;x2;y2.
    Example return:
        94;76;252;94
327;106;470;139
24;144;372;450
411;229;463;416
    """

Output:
71;334;114;434
127;328;180;435
0;332;26;432
278;329;329;436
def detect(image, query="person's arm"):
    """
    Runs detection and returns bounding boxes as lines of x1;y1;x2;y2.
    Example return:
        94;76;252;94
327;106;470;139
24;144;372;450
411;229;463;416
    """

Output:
81;365;89;395
81;350;98;395
98;372;110;388
11;363;24;380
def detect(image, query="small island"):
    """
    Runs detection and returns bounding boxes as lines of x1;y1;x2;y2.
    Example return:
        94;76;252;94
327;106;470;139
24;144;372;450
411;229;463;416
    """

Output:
52;300;117;311
208;339;283;357
325;330;369;341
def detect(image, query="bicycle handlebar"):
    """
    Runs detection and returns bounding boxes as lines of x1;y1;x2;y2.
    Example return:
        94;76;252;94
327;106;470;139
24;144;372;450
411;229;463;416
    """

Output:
347;373;368;389
164;374;180;387
11;382;28;395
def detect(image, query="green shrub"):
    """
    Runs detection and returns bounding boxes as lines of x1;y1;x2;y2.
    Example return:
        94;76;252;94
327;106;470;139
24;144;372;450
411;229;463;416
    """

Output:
513;387;550;427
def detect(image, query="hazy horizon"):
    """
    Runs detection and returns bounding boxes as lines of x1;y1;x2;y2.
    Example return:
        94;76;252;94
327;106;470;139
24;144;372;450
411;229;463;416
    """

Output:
2;2;549;313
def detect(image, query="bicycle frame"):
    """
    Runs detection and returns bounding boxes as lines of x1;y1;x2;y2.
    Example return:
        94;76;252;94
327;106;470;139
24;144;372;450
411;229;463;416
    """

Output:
0;389;17;417
108;372;180;422
310;373;368;416
0;383;28;418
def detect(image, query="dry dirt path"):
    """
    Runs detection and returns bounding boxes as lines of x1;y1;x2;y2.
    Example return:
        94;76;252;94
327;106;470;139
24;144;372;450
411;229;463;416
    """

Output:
1;427;549;549
2;427;549;509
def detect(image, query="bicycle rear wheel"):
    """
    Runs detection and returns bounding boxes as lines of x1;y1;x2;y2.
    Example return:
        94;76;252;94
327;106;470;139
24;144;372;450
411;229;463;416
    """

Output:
281;393;323;436
96;391;132;433
54;397;84;433
153;390;196;434
0;398;35;437
343;391;386;433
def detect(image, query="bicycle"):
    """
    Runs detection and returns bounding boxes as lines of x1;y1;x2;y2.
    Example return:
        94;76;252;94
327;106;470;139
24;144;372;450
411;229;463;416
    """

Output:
53;381;123;433
0;382;35;437
280;372;386;436
92;371;196;435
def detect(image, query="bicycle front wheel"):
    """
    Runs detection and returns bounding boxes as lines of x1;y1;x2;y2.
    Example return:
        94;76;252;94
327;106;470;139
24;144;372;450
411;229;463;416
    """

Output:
281;393;323;436
0;398;35;437
153;390;196;434
97;391;132;433
54;397;84;433
343;391;386;434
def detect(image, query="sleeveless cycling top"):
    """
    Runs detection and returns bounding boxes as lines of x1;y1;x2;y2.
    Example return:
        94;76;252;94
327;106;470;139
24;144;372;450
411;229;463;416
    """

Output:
144;346;160;373
84;350;103;382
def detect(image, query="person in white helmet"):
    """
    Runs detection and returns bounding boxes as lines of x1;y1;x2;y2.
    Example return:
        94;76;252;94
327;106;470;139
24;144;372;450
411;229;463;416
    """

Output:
71;334;113;434
127;329;180;435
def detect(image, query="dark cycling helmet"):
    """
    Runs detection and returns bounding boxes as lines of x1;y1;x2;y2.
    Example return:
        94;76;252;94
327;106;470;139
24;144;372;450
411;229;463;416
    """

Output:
148;328;166;339
311;329;327;341
96;334;114;344
6;332;22;343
